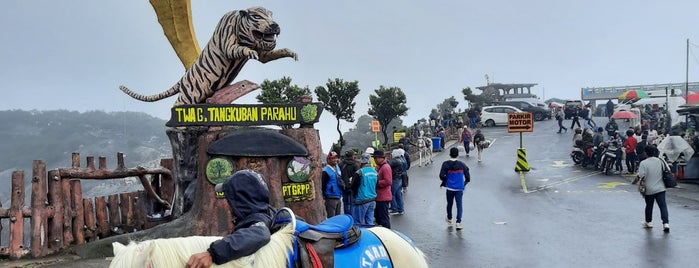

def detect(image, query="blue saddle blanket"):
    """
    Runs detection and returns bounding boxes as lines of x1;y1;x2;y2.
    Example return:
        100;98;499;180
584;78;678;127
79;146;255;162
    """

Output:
295;214;353;233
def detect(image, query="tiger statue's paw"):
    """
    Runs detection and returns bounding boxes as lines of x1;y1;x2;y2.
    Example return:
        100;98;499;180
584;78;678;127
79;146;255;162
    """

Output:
246;50;260;60
278;48;298;61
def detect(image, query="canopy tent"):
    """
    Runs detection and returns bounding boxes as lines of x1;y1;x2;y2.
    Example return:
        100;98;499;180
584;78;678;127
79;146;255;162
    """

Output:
631;96;684;126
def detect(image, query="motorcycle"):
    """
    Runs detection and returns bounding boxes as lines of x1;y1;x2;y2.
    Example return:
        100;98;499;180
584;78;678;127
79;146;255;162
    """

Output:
571;145;585;165
598;143;619;175
570;140;594;168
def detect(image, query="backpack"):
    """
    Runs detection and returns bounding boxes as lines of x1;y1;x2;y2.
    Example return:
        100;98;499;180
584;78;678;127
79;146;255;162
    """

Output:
338;162;355;191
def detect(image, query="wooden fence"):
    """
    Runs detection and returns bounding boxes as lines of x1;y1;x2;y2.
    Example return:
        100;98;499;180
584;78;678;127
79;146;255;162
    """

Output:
0;152;174;259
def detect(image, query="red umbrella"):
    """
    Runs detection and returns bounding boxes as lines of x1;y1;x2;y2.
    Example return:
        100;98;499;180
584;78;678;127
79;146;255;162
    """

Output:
687;92;699;103
611;110;637;119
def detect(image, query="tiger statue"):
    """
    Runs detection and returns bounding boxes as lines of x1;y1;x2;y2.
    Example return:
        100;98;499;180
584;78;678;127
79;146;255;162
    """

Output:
119;7;297;105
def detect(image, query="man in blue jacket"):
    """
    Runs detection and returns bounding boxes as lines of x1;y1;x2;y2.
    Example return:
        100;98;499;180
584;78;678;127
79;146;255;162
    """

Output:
186;170;276;267
439;147;470;230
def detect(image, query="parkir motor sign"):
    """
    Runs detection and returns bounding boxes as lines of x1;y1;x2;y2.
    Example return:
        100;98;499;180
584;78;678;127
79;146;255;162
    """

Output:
507;112;534;133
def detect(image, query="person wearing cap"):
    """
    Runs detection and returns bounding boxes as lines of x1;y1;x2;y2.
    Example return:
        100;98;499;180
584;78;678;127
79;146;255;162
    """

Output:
365;147;377;168
397;144;411;193
339;150;359;216
388;149;406;216
439;147;470;230
350;153;378;225
372;150;393;228
322;151;343;218
186;170;275;267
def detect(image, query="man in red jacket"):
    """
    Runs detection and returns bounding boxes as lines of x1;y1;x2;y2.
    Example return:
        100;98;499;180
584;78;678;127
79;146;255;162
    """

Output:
372;150;393;228
624;129;638;174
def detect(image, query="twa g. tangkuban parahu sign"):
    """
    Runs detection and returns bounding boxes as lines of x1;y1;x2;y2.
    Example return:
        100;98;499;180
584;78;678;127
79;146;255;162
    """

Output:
166;103;323;127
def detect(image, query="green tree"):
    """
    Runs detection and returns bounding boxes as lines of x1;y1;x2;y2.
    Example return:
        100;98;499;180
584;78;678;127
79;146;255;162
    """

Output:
256;76;312;104
436;96;459;116
368;86;409;145
256;76;312;128
314;78;360;151
462;87;496;108
342;114;376;152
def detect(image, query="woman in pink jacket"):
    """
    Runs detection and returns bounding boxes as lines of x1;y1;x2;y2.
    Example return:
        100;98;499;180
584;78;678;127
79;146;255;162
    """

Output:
372;150;393;228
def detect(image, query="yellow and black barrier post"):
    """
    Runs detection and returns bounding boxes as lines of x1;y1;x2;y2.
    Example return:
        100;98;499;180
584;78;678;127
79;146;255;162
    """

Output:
507;112;533;173
515;147;530;172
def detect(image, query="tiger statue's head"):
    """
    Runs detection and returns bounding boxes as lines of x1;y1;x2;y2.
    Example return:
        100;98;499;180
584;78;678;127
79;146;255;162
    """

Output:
235;7;279;51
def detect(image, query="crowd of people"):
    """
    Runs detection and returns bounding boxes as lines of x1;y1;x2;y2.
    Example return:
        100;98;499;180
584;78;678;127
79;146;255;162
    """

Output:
563;100;675;232
566;101;672;175
320;111;489;232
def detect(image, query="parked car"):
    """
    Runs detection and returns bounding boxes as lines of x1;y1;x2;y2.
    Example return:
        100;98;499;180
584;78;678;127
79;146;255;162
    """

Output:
480;105;523;127
563;100;584;119
498;101;551;121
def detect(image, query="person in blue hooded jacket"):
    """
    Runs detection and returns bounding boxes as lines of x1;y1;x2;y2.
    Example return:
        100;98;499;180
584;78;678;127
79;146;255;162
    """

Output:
439;147;470;230
186;170;275;268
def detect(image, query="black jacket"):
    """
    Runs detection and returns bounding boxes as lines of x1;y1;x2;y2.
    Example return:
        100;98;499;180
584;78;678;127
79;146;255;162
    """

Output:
209;170;275;265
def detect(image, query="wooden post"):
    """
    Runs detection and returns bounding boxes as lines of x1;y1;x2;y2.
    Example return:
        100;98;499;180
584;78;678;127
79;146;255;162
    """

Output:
47;170;64;253
71;152;80;169
117;152;126;170
108;194;121;228
86;156;95;172
30;160;48;258
83;198;96;242
70;180;85;245
94;196;109;239
120;193;134;230
159;159;175;209
98;156;107;170
61;178;74;247
9;170;25;259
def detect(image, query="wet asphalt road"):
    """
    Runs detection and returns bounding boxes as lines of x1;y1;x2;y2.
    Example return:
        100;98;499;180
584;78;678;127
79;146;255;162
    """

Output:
5;117;699;268
391;117;699;267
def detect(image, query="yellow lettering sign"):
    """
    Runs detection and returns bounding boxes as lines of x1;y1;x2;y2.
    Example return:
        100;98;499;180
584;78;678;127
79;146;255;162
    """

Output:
282;181;315;202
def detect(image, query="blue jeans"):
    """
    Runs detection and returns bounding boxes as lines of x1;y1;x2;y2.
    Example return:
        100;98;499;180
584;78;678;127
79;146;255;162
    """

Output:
469;117;477;128
446;190;464;223
352;201;376;226
463;141;470;154
342;191;353;215
390;178;404;213
645;191;669;224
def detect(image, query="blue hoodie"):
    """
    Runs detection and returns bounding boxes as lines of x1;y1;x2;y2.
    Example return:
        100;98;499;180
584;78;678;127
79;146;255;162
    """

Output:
439;159;470;191
209;170;275;265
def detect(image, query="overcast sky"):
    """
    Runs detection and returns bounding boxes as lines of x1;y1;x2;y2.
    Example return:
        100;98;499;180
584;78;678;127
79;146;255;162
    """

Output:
2;0;698;151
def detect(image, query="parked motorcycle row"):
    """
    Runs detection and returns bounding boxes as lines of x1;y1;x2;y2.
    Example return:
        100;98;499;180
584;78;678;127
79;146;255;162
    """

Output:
571;140;621;175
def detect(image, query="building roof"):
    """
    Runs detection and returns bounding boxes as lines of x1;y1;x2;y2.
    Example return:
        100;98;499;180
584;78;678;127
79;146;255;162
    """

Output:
476;83;538;90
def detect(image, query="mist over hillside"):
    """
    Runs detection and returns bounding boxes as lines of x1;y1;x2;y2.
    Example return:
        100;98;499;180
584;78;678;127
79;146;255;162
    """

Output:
0;109;172;203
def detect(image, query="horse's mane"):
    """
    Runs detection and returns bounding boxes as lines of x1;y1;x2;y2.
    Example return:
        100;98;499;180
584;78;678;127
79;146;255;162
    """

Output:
110;223;295;268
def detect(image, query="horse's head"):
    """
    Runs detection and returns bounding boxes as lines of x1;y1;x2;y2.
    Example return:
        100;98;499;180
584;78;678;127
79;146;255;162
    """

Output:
110;240;155;268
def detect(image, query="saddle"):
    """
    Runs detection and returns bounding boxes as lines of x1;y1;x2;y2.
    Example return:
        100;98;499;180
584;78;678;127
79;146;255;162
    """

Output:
272;208;361;268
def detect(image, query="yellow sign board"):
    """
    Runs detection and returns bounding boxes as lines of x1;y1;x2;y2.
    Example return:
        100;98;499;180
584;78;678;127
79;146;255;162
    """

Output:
507;112;534;133
393;132;405;143
282;181;315;202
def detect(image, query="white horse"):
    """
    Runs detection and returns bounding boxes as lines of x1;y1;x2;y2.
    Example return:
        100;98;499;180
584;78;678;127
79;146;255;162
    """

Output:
417;136;434;167
110;213;429;268
109;224;295;268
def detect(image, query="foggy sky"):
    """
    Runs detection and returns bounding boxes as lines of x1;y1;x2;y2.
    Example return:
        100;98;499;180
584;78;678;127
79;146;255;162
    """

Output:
2;0;698;151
